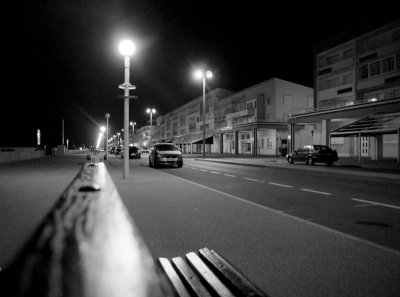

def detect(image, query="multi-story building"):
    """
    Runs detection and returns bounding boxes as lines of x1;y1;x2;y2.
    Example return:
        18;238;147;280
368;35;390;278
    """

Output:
289;20;400;162
151;78;313;156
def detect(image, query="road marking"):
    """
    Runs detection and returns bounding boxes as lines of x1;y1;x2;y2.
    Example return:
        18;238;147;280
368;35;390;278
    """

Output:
352;198;400;210
268;182;292;188
210;171;221;174
243;177;259;182
168;174;400;256
301;188;331;196
224;174;236;177
199;169;208;172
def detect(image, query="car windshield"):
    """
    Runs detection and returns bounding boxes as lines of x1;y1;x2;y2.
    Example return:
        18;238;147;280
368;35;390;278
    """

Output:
157;144;178;151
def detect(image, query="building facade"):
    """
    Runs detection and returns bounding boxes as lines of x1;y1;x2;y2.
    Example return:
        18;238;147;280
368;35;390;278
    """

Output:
149;78;313;156
289;20;400;162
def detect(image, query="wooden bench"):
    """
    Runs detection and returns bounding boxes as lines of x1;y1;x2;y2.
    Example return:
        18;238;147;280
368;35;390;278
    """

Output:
158;247;268;297
0;162;163;297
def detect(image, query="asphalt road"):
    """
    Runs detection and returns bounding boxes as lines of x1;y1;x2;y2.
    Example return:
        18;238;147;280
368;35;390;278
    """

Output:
159;157;400;251
1;153;400;297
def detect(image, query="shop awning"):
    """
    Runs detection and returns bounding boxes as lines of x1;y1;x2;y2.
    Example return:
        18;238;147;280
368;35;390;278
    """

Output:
330;112;400;136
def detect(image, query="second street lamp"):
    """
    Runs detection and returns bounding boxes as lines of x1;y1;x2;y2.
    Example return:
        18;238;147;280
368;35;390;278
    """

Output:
194;69;212;159
146;108;156;144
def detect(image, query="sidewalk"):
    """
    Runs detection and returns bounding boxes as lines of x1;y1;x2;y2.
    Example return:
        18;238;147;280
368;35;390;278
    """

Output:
183;153;400;178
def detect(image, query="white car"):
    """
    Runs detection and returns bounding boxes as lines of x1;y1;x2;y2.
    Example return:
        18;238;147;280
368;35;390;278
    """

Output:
148;143;183;168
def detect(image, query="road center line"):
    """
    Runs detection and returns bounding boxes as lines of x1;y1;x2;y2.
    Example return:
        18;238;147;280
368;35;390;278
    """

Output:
224;174;236;177
301;188;331;195
243;177;259;182
352;198;400;210
210;171;221;174
268;182;292;188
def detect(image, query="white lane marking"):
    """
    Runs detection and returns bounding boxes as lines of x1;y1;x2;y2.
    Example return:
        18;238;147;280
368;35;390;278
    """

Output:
210;171;221;174
224;174;236;177
199;169;208;172
243;177;259;182
268;182;292;188
190;167;197;170
301;188;331;196
352;198;400;210
168;174;400;256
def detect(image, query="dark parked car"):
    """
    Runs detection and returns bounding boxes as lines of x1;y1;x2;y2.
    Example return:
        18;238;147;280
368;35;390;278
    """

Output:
286;144;338;166
121;145;141;159
149;143;183;168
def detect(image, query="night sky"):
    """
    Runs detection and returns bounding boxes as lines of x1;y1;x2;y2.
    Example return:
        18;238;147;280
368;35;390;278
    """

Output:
3;1;399;148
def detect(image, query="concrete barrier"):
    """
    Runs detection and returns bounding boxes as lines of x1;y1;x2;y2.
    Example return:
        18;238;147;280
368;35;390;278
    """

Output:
0;147;46;164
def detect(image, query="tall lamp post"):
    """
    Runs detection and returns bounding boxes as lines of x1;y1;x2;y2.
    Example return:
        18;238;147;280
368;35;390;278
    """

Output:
130;121;136;145
105;113;110;160
118;40;136;179
146;108;156;144
194;69;212;159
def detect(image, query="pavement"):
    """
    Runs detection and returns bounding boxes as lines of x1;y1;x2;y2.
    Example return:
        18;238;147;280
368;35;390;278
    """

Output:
182;153;400;179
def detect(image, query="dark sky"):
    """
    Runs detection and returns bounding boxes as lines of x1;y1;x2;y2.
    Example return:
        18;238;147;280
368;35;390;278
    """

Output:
3;1;399;147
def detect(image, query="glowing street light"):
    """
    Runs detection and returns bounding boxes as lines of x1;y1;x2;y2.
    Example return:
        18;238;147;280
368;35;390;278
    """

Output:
104;114;110;160
118;39;136;179
130;121;136;145
146;108;156;144
194;69;212;159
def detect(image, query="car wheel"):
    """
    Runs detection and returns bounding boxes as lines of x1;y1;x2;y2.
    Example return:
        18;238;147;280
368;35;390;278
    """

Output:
149;157;153;167
153;161;159;168
177;163;183;168
307;157;314;166
288;156;293;164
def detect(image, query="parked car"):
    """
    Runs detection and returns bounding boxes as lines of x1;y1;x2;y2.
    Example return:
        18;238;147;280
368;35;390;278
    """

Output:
129;145;141;159
115;147;122;156
286;144;338;166
149;143;183;168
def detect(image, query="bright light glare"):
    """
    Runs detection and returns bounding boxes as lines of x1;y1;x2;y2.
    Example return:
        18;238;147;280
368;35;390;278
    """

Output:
206;70;213;79
146;108;156;114
194;70;204;80
118;40;136;56
100;126;106;133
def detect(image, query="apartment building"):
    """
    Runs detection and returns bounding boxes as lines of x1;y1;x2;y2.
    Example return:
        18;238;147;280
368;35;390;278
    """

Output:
151;78;313;156
289;20;400;162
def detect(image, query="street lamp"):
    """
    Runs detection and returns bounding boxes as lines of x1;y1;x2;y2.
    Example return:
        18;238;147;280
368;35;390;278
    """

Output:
146;108;156;144
130;121;136;145
105;113;110;159
119;39;136;179
194;69;212;159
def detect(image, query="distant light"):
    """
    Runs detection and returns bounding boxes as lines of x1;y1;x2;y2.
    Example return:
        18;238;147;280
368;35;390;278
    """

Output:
119;40;136;56
206;70;213;79
100;126;106;133
146;108;156;114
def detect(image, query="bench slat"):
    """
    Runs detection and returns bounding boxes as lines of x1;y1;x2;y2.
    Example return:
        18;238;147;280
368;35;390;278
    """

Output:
172;257;212;297
185;252;235;297
199;248;268;297
159;257;192;297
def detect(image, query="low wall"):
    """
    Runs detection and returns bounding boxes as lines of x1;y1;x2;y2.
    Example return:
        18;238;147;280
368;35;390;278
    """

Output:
0;147;46;164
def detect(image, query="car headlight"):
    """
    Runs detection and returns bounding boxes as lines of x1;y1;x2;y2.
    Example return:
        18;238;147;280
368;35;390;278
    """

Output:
157;154;164;158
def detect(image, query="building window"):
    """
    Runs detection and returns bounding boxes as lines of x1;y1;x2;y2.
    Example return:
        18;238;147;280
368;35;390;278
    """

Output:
359;65;369;79
267;138;272;149
325;54;340;65
370;61;381;76
382;56;395;73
